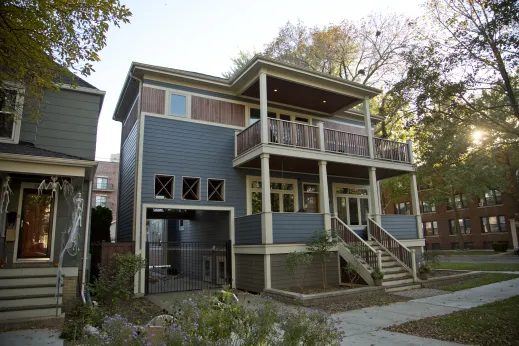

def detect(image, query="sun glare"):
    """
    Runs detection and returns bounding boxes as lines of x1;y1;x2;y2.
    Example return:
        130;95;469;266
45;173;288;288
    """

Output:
473;130;484;142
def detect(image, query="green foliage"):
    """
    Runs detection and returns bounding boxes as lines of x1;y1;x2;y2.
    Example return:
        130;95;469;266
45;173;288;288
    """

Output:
60;304;104;341
371;268;384;280
90;206;113;242
343;262;361;285
0;1;131;121
84;290;344;345
307;230;337;289
419;262;432;274
89;253;146;304
284;251;313;289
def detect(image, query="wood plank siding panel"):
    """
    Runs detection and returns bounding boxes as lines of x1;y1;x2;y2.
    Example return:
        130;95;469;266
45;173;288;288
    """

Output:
380;215;419;240
235;254;265;293
142;87;165;114
191;95;245;127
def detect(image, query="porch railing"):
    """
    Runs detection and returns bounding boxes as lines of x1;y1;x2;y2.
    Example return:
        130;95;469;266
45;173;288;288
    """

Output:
374;137;410;163
268;118;320;150
367;216;417;280
332;216;379;270
324;128;370;157
236;121;261;155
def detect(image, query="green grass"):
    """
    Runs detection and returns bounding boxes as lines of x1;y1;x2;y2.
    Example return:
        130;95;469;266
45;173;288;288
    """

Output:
433;250;501;256
386;295;519;346
439;273;519;291
433;262;519;271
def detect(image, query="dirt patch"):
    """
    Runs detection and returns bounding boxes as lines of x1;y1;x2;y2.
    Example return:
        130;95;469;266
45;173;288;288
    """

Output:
311;293;410;314
105;297;166;325
286;285;362;294
429;270;464;278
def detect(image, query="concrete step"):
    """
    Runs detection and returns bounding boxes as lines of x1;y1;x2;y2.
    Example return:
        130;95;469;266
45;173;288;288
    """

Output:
384;271;410;279
0;285;59;298
385;283;422;293
0;306;62;321
382;277;414;287
0;268;57;278
0;276;56;288
382;265;405;273
0;295;62;309
381;260;399;267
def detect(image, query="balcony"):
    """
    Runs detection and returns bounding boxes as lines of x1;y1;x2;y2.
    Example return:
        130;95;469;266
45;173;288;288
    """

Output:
236;119;411;164
93;183;114;191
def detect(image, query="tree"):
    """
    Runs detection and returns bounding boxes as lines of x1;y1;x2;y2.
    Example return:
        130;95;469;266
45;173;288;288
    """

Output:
0;1;132;120
90;206;113;242
307;230;337;289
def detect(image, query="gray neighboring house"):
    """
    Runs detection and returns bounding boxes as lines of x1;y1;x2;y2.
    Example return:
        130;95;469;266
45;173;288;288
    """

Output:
0;77;105;322
114;56;425;296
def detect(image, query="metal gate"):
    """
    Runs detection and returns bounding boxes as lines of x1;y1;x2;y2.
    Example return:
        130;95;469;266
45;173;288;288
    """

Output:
145;240;232;294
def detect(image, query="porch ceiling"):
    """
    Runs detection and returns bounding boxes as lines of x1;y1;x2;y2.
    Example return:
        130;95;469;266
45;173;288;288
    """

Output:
241;76;360;114
239;155;410;180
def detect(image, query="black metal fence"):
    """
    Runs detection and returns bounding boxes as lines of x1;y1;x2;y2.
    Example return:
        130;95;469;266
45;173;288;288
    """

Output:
145;241;232;294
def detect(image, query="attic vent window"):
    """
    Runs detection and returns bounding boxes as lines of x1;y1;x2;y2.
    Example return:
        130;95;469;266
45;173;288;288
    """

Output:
182;177;200;201
208;179;225;202
155;175;174;199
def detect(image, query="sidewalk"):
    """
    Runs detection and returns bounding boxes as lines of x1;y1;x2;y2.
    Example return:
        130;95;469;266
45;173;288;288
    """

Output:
336;277;519;345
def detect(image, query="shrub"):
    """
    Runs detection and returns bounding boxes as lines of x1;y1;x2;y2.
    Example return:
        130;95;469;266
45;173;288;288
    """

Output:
84;290;344;345
371;268;384;280
90;206;113;242
89;253;146;304
492;243;508;252
307;230;337;289
419;262;431;273
284;251;313;289
60;304;104;341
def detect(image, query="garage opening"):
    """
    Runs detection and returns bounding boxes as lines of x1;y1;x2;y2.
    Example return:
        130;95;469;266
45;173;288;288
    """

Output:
144;208;232;294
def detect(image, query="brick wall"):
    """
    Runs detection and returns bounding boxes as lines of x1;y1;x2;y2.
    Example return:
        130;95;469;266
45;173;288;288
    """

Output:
92;160;120;221
62;276;79;313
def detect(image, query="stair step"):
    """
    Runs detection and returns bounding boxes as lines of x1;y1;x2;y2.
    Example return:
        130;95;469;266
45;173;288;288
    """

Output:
386;283;422;293
0;306;62;321
382;277;415;286
382;266;405;273
0;276;56;288
0;268;57;278
0;296;62;309
0;285;60;298
384;271;410;279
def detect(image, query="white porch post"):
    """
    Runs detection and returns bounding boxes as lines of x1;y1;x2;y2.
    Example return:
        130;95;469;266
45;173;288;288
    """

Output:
363;97;375;159
260;72;269;144
407;140;423;239
368;167;381;224
318;160;331;230
510;219;518;249
318;122;326;152
260;153;272;244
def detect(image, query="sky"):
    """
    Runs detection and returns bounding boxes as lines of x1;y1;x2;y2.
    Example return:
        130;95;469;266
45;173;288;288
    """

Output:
85;0;423;161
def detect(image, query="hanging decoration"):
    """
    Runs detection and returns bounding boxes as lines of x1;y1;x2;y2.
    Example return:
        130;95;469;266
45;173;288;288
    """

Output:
38;176;74;199
0;176;13;214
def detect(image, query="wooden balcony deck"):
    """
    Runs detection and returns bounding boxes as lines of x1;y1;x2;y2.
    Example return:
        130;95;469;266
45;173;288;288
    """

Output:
236;119;411;164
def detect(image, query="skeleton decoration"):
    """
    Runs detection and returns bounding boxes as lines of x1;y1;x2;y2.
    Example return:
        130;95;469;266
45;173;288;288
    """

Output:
57;191;84;296
0;176;13;214
38;176;73;199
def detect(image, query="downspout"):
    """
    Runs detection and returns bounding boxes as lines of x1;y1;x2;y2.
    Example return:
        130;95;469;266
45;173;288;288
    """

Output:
81;179;93;303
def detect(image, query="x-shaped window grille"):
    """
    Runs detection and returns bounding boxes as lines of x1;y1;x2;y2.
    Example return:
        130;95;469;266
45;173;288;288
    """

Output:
155;176;174;199
208;179;224;201
182;177;200;200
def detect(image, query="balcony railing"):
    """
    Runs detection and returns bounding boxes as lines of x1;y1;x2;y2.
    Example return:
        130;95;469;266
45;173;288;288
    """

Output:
236;119;411;164
94;183;114;191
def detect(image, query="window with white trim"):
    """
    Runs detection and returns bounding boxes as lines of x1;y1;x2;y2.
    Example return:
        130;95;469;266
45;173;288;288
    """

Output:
0;88;19;141
154;175;174;199
249;177;297;214
208;179;225;202
96;177;108;190
95;195;107;207
169;93;187;116
182;177;200;201
303;183;319;213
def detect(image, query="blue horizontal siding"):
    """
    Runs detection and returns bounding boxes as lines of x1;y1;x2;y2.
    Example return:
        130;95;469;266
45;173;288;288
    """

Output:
235;214;262;245
272;213;325;244
380;215;418;240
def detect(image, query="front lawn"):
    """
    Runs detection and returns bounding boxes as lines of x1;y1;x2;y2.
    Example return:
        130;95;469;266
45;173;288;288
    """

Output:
438;273;519;291
432;250;500;256
386;295;519;346
433;262;519;271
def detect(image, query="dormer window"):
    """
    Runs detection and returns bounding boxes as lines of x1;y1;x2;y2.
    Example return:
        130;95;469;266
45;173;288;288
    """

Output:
0;88;22;143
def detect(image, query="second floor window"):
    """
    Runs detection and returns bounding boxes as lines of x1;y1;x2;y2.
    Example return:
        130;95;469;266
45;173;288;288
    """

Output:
0;89;18;140
447;194;468;210
96;177;108;190
480;190;503;206
395;201;410;215
481;216;507;233
421;201;436;213
424;221;438;236
170;93;187;116
95;195;107;207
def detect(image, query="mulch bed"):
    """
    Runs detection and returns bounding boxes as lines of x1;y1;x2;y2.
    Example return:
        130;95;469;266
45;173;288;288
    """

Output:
385;295;519;346
287;285;359;294
104;297;166;325
429;270;464;278
311;293;410;314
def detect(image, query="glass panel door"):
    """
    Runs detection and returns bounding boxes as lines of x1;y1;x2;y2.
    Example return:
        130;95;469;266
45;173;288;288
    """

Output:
348;198;359;225
360;198;369;225
336;197;348;224
17;189;53;259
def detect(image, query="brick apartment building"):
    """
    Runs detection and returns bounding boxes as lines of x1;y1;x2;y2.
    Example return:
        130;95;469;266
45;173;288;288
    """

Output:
386;189;519;250
92;154;120;220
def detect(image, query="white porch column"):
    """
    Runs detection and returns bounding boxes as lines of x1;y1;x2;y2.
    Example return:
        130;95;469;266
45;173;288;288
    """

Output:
260;153;272;244
363;97;375;159
510;219;518;249
260;72;269;144
368;167;381;224
407;140;423;239
318;160;331;230
318;122;326;152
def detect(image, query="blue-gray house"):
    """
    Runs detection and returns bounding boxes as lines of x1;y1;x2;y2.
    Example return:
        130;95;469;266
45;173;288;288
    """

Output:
114;56;425;295
0;77;105;321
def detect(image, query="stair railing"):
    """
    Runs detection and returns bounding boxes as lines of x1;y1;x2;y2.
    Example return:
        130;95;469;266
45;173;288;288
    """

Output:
332;216;380;271
367;215;417;281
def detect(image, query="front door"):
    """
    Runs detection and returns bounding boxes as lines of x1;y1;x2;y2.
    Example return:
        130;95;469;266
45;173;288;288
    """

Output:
334;185;370;226
17;189;54;259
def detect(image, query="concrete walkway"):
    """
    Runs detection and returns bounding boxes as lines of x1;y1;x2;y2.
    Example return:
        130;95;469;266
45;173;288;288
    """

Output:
0;329;63;346
337;277;519;345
